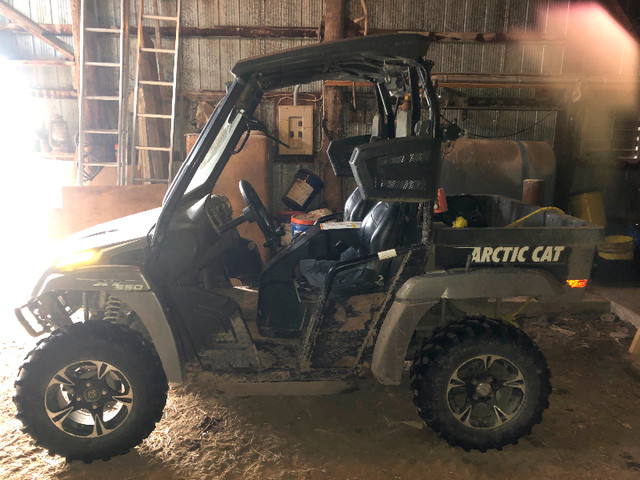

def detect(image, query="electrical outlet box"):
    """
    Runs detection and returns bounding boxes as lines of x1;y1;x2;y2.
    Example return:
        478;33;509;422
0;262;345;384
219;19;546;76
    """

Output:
278;105;313;155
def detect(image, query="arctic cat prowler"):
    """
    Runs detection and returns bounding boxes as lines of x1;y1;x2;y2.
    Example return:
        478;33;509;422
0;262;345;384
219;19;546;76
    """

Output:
13;34;604;462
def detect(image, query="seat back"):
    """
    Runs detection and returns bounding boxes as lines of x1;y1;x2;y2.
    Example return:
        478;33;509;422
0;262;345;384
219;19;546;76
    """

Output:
326;135;371;177
358;202;404;255
343;187;374;222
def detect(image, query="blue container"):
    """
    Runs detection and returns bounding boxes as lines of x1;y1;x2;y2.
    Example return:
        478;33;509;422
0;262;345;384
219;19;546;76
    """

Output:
291;213;316;236
282;169;324;211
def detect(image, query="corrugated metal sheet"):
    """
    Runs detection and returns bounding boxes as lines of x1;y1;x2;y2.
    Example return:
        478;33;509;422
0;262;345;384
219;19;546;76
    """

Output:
442;108;558;146
179;0;323;29
2;0;636;192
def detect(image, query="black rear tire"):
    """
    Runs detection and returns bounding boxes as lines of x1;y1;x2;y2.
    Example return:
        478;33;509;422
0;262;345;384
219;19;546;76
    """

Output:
14;322;168;462
410;317;551;451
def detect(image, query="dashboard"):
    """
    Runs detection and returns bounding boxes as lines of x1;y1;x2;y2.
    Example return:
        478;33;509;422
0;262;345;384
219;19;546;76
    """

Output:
155;194;238;282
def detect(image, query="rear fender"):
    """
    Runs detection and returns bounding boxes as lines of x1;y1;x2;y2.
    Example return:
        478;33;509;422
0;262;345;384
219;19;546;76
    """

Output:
34;266;183;382
371;268;562;385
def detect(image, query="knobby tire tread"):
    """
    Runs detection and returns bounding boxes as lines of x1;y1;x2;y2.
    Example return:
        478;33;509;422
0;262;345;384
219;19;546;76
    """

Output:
14;322;168;462
409;317;551;451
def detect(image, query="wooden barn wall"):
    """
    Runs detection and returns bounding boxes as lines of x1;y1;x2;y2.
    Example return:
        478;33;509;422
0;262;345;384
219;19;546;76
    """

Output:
1;0;76;145
2;0;638;212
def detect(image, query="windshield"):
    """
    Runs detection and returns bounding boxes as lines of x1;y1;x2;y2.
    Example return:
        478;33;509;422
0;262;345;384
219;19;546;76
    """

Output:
184;108;244;195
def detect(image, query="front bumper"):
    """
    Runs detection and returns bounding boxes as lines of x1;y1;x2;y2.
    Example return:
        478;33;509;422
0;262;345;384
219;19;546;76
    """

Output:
15;298;51;337
15;293;72;337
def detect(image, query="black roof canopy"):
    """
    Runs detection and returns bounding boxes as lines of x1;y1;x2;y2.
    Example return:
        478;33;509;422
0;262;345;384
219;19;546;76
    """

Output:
231;33;431;89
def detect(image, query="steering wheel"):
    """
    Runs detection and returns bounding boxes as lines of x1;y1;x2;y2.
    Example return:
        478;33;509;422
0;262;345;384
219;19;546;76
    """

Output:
239;180;281;248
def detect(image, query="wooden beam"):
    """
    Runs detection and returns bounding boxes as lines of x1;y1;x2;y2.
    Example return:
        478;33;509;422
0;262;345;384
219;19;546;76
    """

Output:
1;22;574;44
0;1;74;60
29;88;77;99
174;25;321;39
432;73;640;89
321;0;346;212
180;90;226;102
0;23;320;39
325;74;640;90
69;0;81;91
0;22;72;34
6;58;74;67
344;24;567;44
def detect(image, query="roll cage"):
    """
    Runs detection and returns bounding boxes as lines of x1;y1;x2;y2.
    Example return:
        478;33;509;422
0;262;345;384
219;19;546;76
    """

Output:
149;33;439;260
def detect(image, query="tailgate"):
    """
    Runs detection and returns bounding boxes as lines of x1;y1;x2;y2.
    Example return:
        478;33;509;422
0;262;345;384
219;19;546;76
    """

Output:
434;195;605;284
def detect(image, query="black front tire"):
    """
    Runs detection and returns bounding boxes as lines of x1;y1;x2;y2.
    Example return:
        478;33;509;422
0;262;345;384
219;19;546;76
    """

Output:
410;317;551;451
14;322;168;462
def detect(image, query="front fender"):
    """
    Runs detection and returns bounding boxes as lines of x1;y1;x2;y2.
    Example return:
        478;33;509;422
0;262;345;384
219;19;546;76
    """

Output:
35;266;183;383
371;268;562;385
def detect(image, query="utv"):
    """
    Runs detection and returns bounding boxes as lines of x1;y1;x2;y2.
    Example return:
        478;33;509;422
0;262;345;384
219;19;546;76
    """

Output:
13;34;604;462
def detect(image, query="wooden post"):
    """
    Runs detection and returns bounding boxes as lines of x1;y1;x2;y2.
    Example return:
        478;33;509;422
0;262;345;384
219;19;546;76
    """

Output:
320;0;346;212
69;0;82;94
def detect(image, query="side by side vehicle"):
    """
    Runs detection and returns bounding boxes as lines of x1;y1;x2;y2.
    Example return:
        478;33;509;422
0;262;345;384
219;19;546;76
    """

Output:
13;34;603;462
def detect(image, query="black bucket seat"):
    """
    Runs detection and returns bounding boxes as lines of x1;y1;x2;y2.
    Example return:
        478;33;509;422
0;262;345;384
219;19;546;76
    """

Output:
299;201;404;289
343;187;375;222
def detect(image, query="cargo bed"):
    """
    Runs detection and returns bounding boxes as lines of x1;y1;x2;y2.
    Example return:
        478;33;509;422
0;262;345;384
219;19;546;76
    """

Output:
433;195;605;285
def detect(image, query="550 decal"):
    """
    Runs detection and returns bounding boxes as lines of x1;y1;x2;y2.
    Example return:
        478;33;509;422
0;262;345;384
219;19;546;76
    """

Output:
91;280;146;291
470;245;566;264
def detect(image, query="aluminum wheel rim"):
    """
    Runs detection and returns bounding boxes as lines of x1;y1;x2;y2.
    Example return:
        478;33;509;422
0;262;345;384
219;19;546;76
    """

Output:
45;360;133;438
446;354;526;430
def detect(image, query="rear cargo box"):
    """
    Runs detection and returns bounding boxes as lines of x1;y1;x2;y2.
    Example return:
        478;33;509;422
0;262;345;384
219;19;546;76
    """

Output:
434;195;605;284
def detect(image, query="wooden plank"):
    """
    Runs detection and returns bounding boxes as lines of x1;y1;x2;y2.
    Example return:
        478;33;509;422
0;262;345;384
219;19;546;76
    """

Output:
6;58;73;66
69;0;81;91
0;22;72;34
1;22;576;44
0;1;74;59
630;327;640;355
136;90;152;182
29;88;77;99
326;74;640;90
55;185;167;239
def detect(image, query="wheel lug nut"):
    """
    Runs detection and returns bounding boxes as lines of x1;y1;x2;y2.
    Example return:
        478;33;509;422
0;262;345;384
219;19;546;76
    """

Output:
102;390;107;395
92;404;98;410
86;382;91;387
76;396;82;402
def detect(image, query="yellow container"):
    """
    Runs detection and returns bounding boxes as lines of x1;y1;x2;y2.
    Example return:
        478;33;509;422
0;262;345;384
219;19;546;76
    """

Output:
568;191;606;227
597;235;634;260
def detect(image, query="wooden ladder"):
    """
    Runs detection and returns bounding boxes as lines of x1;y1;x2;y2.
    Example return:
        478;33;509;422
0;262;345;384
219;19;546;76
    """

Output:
129;0;181;184
76;0;130;185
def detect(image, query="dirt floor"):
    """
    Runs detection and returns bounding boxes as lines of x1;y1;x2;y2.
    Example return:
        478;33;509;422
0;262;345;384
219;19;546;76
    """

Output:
1;309;640;480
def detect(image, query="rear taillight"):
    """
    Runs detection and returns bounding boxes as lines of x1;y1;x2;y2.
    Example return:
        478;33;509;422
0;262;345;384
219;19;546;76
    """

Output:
566;279;588;288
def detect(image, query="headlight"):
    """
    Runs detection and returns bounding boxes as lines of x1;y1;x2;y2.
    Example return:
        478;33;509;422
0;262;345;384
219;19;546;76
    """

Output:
55;250;98;270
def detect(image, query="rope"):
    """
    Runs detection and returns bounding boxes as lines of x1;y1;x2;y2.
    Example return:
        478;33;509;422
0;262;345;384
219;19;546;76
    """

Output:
501;297;534;328
505;207;565;229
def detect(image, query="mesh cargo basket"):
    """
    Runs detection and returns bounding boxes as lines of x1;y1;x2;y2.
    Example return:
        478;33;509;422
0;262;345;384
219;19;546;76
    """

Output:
350;136;441;202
